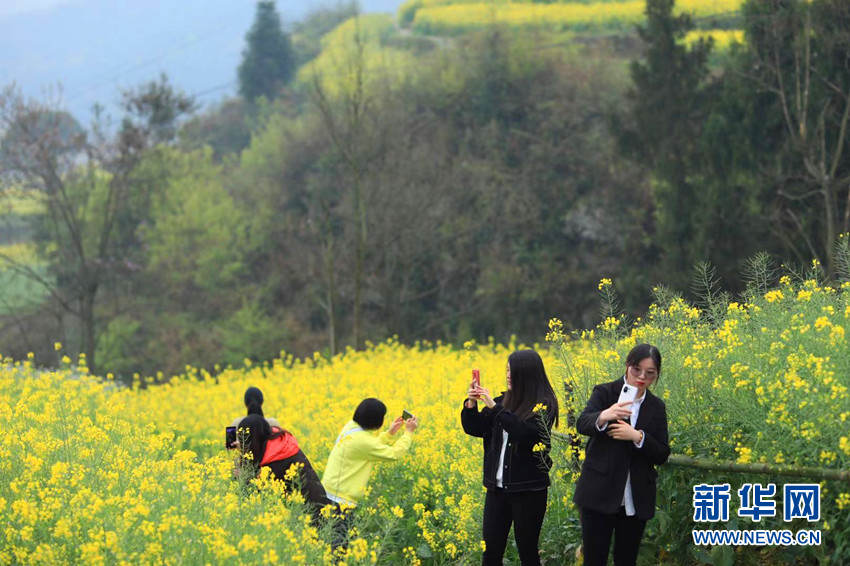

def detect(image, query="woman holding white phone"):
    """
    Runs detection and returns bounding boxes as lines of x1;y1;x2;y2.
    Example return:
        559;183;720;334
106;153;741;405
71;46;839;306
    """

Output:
573;343;670;566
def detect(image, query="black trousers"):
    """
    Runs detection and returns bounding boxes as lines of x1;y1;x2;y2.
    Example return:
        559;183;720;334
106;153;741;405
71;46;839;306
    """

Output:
330;505;356;554
267;450;330;505
482;488;548;566
579;506;647;566
266;449;332;525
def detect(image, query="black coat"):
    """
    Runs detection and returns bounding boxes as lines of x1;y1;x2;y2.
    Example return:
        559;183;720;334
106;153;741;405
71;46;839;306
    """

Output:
461;395;554;492
572;378;670;520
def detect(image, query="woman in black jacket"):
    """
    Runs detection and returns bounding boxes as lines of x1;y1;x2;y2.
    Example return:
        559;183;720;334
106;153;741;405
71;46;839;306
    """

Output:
462;350;559;566
573;344;670;566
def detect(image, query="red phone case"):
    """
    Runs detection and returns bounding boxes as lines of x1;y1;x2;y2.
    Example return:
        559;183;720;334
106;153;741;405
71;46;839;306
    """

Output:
472;368;480;386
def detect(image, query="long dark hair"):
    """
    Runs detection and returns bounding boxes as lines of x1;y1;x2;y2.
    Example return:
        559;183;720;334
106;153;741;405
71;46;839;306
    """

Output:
503;350;559;426
239;414;286;470
244;386;265;417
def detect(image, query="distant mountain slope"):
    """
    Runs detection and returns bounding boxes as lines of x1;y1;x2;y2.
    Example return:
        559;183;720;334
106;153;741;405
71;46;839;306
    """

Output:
0;0;404;122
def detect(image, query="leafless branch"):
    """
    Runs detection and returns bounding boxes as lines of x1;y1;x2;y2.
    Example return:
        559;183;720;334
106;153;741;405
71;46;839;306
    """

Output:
0;253;79;316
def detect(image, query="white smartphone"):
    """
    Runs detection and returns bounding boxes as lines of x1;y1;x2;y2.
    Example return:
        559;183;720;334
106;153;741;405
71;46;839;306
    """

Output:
616;382;638;424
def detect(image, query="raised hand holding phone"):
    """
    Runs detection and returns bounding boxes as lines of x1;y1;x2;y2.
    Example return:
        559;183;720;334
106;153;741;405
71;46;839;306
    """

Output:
466;369;481;408
599;401;633;424
472;385;495;409
615;382;638;424
389;416;405;435
598;384;634;426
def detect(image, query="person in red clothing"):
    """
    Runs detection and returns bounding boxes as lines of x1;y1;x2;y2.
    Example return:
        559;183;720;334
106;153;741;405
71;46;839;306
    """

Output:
238;414;331;515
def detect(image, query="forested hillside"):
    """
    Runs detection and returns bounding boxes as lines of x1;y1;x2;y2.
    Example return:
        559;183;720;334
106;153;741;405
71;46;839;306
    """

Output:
2;0;849;378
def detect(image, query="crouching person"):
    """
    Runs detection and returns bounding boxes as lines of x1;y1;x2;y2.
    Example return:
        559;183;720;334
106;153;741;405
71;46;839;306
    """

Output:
322;398;419;549
237;414;330;522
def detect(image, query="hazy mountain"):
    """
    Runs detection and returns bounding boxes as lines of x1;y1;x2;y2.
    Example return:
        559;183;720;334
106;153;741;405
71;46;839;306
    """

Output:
0;0;404;123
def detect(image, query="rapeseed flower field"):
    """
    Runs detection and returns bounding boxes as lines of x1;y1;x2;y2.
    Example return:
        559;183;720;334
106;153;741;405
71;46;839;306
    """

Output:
1;340;539;564
683;29;744;50
297;14;417;98
2;275;849;563
401;0;746;35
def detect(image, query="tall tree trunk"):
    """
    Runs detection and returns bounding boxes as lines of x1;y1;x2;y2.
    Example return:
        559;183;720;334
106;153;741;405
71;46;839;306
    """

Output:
80;288;97;374
824;180;837;278
353;171;366;350
325;234;337;357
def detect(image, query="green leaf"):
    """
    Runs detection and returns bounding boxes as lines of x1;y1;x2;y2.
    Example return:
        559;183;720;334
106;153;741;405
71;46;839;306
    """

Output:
656;508;671;534
416;543;433;558
711;544;734;566
691;547;715;565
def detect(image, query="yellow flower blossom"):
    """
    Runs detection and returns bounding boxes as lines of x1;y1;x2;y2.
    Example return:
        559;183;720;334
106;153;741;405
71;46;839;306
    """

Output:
764;290;784;303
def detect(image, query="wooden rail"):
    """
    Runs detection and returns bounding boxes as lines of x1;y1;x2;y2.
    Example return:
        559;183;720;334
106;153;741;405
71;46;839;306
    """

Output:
552;432;850;482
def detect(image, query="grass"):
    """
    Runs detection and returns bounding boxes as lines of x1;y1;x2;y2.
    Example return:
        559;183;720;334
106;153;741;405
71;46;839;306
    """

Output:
0;188;45;217
0;243;49;314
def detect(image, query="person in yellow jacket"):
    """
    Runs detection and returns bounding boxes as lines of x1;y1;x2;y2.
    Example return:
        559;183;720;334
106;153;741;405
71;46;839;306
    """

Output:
323;398;419;548
323;398;419;505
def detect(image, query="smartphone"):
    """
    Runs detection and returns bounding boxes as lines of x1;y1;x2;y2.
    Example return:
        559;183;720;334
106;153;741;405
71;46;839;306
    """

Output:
616;383;638;424
472;368;480;387
402;409;414;420
226;426;237;449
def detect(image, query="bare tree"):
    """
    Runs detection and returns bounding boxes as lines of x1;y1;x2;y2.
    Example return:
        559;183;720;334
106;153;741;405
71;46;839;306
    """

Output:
743;0;850;275
308;15;385;349
0;77;193;371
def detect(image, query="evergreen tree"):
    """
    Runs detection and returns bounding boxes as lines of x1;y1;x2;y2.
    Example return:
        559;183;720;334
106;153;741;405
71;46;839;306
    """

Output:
618;0;714;287
238;1;296;103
